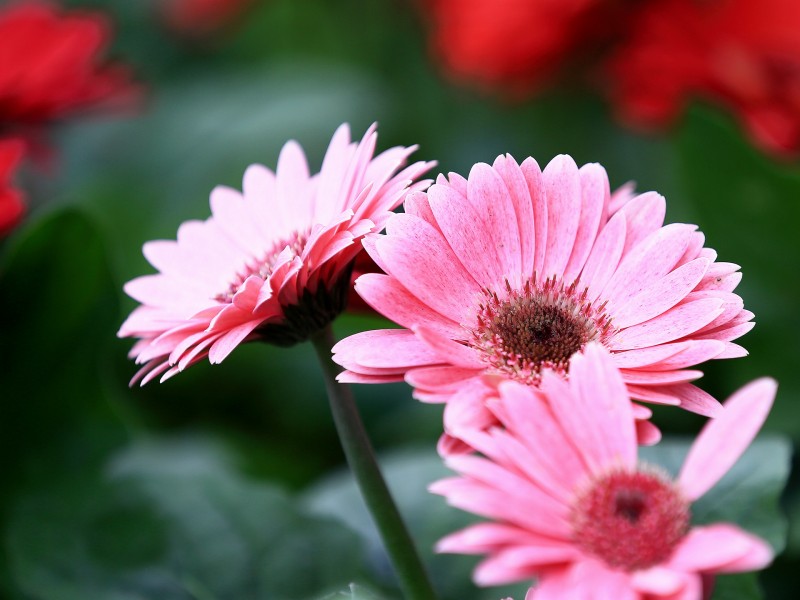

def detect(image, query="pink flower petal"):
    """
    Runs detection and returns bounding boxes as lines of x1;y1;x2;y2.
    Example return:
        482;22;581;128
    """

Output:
529;560;637;600
430;476;568;539
637;340;725;371
355;273;463;338
473;545;580;586
404;364;478;392
715;534;773;573
563;163;608;284
716;342;748;359
205;322;258;364
581;210;626;302
427;179;506;287
274;139;311;230
617;191;666;256
625;384;682;406
491;381;589;498
444;453;570;529
402;190;440;231
520;157;548;276
608;298;724;351
608;181;636;214
602;222;697;310
436;522;558;554
669;524;772;573
544;343;637;474
611;258;709;329
636;419;662;445
610;342;693;369
696;320;755;343
658;383;723;417
336;371;403;384
619;369;703;385
679;378;777;500
377;212;481;320
631;567;685;595
465;161;523;283
414;324;484;369
442;382;497;433
699;262;742;292
331;328;442;370
492;154;536;281
541;155;582;279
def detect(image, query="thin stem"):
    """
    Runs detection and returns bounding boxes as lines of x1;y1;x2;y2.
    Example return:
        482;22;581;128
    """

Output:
310;325;438;600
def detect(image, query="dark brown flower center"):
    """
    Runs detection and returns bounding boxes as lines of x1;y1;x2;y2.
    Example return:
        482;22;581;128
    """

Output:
570;467;691;572
470;276;612;383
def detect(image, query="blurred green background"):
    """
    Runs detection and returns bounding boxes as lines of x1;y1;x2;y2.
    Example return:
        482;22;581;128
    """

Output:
1;0;798;598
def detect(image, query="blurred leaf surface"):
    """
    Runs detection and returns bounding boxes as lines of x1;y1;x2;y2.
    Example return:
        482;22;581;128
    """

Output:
8;436;372;600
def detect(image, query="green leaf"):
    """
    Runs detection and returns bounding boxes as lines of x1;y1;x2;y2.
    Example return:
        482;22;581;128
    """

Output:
303;446;530;600
56;62;390;274
710;572;763;600
7;435;374;600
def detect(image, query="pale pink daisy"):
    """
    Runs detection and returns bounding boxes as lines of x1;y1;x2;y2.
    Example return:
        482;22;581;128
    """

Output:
431;343;776;599
119;123;434;384
332;154;752;448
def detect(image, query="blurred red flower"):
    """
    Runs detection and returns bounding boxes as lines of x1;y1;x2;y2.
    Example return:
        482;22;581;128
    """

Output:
0;139;25;237
422;0;800;157
605;0;800;156
423;0;616;95
0;1;137;127
161;0;255;37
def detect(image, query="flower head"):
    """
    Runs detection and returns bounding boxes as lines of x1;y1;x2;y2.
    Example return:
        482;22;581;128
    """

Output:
431;344;776;598
605;0;800;157
422;0;614;95
0;138;25;236
333;154;752;449
0;1;137;127
119;123;434;384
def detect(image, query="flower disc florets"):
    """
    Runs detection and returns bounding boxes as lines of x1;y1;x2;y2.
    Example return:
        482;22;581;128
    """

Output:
570;465;690;572
215;230;310;303
471;276;613;384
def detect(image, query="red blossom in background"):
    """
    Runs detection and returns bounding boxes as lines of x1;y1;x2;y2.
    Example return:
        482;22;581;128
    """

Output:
605;0;800;157
422;0;800;157
0;0;138;236
423;0;615;95
0;139;25;237
161;0;255;37
0;1;137;128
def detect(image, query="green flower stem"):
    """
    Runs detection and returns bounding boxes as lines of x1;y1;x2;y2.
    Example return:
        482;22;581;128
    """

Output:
311;325;438;600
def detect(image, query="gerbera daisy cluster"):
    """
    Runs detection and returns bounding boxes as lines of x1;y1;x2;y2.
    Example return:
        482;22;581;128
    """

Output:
120;126;778;599
334;154;751;452
331;150;777;597
422;0;800;157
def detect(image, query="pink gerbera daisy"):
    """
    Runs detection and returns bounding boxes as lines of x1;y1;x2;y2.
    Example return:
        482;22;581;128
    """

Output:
333;154;752;448
431;343;776;598
119;123;434;384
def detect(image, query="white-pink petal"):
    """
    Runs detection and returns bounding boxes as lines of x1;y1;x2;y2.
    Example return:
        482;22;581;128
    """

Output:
544;343;637;474
679;378;777;500
669;524;773;573
541;155;582;279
